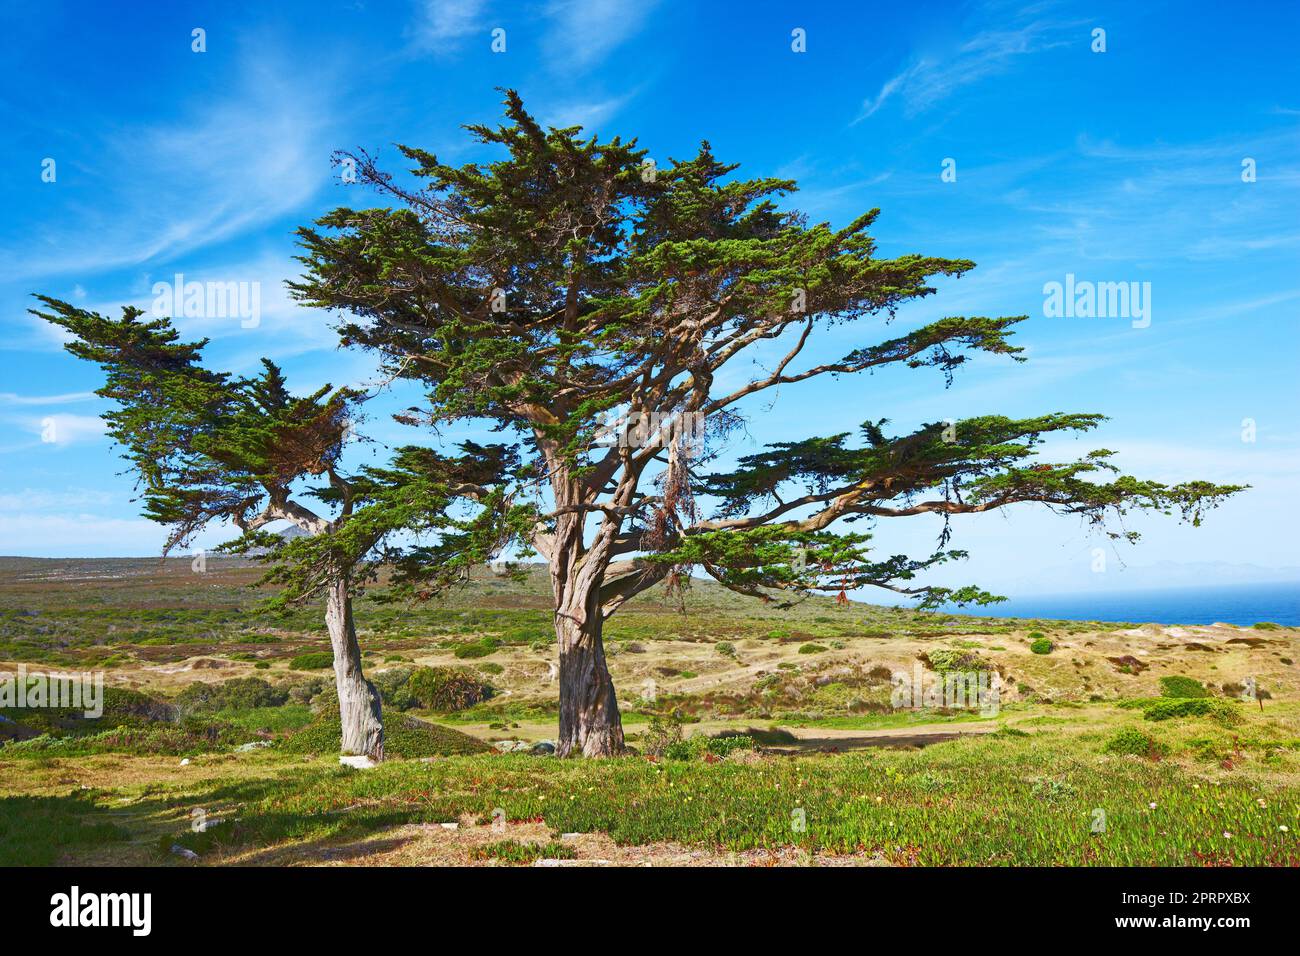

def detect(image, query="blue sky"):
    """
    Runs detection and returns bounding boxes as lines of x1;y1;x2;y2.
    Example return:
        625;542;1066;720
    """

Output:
1;0;1297;598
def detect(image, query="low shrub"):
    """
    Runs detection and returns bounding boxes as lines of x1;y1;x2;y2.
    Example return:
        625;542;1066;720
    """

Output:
469;839;575;864
1029;638;1053;655
99;687;176;723
705;734;757;757
651;725;760;761
640;713;684;758
924;648;989;673
407;667;495;712
453;639;500;660
371;667;416;710
280;713;491;757
1103;727;1169;758
1159;675;1209;699
9;723;242;757
174;677;288;713
1144;698;1242;726
798;643;827;655
289;652;333;671
234;634;280;644
287;676;330;706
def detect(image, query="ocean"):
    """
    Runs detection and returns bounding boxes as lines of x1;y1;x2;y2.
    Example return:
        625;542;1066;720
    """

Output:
939;582;1300;627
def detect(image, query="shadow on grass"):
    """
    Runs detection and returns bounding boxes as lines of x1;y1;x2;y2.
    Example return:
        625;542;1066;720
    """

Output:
0;791;131;865
231;830;418;866
767;731;981;753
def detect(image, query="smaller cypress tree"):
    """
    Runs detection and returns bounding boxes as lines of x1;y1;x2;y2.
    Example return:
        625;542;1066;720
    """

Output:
30;296;520;759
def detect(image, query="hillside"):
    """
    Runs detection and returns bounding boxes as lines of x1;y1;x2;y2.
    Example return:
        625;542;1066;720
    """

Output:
2;556;1299;867
1;556;1295;728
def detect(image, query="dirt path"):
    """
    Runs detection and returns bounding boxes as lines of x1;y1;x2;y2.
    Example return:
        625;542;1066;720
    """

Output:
454;715;1000;753
222;818;890;867
771;721;998;752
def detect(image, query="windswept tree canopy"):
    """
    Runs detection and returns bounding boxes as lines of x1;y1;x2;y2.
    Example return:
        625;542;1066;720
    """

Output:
29;295;521;605
290;91;1243;612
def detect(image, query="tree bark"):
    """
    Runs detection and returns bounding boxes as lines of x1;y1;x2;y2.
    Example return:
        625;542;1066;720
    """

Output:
549;498;624;757
325;575;384;761
555;601;624;757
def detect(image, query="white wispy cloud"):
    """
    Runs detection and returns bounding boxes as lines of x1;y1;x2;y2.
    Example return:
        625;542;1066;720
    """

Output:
541;90;638;131
542;0;660;73
0;391;98;406
411;0;488;50
856;20;1075;122
2;51;336;284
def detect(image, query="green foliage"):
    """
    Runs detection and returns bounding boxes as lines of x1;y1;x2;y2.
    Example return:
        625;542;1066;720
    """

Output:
646;720;760;760
280;713;490;758
798;643;828;654
715;641;736;657
281;91;1240;627
1103;728;1170;758
924;648;990;673
371;666;493;712
665;733;759;764
32;91;1247;760
0;793;130;866
453;638;500;659
406;667;496;712
290;652;334;670
161;820;239;858
174;677;289;713
91;730;1300;867
8;724;243;758
640;713;685;758
1029;637;1054;655
1159;675;1209;699
1144;699;1242;726
469;839;576;864
705;734;757;757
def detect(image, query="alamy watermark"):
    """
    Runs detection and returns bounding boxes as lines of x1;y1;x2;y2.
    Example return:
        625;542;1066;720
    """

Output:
1043;273;1151;329
152;273;261;328
593;409;707;450
50;886;151;936
0;665;104;718
891;661;1000;716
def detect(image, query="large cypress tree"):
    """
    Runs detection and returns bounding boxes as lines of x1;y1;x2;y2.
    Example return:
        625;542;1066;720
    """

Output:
292;91;1242;756
30;296;518;760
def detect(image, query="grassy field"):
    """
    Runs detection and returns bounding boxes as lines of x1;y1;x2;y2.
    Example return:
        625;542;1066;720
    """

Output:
1;557;1297;866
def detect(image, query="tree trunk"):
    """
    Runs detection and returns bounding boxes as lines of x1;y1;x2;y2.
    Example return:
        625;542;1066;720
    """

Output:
545;464;626;758
555;609;623;757
325;576;384;761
